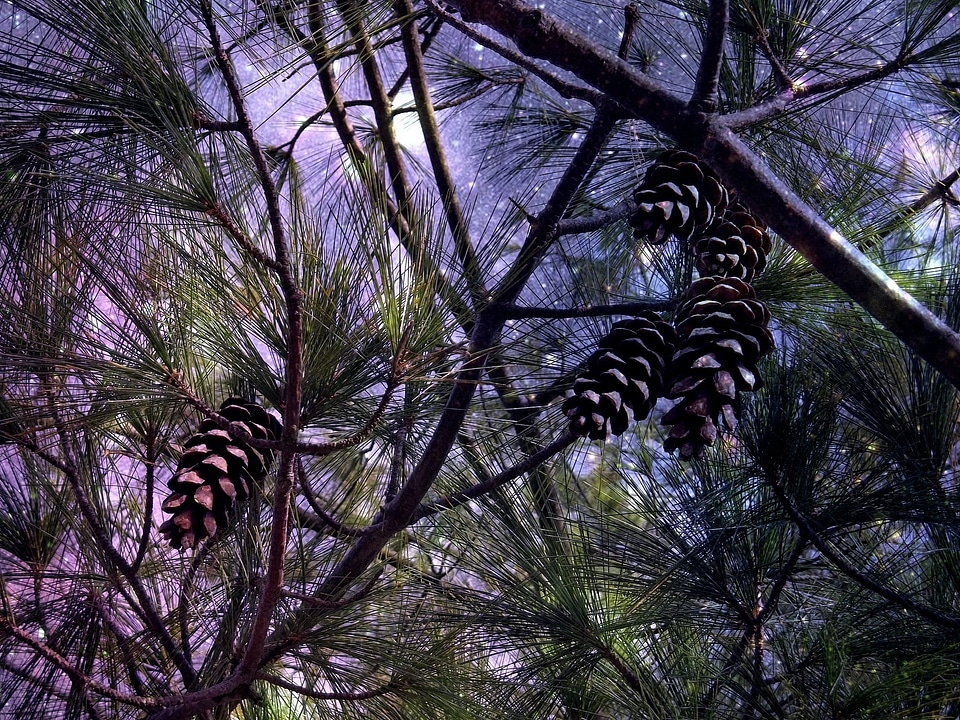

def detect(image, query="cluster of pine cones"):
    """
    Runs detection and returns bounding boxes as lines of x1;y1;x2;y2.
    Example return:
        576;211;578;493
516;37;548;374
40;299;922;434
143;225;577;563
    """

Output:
563;150;774;459
159;398;282;550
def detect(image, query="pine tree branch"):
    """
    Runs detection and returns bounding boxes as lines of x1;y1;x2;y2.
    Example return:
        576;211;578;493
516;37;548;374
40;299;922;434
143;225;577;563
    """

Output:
203;204;283;272
297;3;475;329
689;0;729;113
872;166;960;241
395;0;487;302
199;0;304;689
0;617;163;710
424;0;607;105
410;430;579;521
745;7;793;91
697;535;807;713
555;199;634;235
296;459;365;537
443;0;960;390
256;672;397;701
765;475;960;630
40;393;197;689
495;298;674;320
491;97;625;304
722;51;915;130
131;431;157;574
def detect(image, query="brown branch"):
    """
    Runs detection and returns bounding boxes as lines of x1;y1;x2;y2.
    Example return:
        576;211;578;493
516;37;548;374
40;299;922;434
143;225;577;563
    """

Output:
872;166;960;241
697;536;807;713
199;0;304;692
0;618;163;709
131;429;157;573
256;672;397;701
395;0;487;302
747;8;793;91
297;4;475;329
410;430;579;521
90;592;158;697
689;0;729;113
204;204;283;272
294;378;399;456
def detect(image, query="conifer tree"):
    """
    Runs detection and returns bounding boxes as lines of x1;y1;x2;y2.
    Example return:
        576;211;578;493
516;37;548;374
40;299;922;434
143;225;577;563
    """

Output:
1;0;958;718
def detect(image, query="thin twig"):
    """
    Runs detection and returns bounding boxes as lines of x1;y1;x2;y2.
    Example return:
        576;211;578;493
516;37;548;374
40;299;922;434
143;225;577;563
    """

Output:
0;618;163;709
721;51;914;130
42;391;196;687
256;672;397;701
495;298;674;320
295;378;399;456
410;431;579;521
296;459;365;537
131;428;157;573
766;474;960;629
204;204;283;272
746;8;793;90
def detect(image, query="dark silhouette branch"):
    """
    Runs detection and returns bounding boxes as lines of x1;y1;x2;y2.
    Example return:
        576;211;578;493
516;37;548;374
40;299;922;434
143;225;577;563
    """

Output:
689;0;729;113
765;474;960;630
39;392;198;689
0;617;163;709
722;51;915;130
495;298;674;320
424;0;607;105
256;672;398;701
410;430;579;521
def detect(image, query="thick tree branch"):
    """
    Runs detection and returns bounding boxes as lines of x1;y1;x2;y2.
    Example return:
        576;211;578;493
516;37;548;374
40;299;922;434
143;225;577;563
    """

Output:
444;0;960;390
689;0;729;113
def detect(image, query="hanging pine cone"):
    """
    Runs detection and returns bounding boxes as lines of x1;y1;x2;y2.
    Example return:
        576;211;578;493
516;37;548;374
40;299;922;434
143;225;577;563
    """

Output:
662;277;774;459
562;311;677;441
629;149;729;245
159;398;283;550
692;205;772;282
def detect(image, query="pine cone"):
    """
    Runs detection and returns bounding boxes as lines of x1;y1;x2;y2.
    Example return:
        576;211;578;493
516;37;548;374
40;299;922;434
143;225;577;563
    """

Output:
629;150;729;245
692;206;772;282
662;277;774;459
563;311;677;440
159;398;283;550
